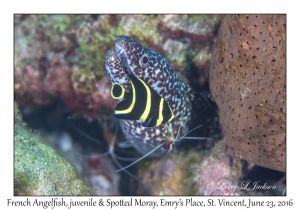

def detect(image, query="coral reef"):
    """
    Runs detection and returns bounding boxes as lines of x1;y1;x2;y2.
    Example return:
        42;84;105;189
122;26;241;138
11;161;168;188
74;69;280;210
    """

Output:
15;101;283;196
209;15;286;172
137;151;201;195
14;103;93;195
160;15;223;86
14;14;285;195
137;140;245;195
25;117;121;196
84;154;120;195
194;141;243;195
14;15;116;119
14;14;223;120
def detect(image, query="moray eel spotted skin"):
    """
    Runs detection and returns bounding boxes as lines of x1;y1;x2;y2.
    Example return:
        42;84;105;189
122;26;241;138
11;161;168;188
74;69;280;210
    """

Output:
105;35;214;157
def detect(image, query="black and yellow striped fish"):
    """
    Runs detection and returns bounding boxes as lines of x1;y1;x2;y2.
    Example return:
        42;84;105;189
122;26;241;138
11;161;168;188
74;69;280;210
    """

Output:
111;73;174;127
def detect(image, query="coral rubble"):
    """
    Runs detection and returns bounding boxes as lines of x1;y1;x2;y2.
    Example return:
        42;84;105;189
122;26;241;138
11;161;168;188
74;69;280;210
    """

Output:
210;15;286;172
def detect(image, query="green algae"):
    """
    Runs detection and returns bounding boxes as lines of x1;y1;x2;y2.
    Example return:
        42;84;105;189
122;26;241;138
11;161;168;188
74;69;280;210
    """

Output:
14;171;35;195
15;14;222;76
73;20;123;76
72;15;161;76
15;14;222;82
188;14;224;25
118;15;161;47
14;103;93;195
75;34;108;76
15;14;107;75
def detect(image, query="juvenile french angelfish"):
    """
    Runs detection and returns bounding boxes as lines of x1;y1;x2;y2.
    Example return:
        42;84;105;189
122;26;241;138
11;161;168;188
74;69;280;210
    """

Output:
110;72;175;127
105;35;221;159
105;36;193;157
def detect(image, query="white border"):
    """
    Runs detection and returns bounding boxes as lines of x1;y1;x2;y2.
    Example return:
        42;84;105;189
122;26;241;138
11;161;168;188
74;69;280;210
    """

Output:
2;0;298;209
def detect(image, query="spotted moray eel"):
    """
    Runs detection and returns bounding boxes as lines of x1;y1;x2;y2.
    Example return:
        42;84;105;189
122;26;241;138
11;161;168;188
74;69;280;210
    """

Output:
105;35;219;157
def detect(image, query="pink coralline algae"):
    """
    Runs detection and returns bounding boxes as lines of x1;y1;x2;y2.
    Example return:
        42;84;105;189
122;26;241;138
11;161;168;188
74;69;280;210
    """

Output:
194;141;243;195
15;54;115;119
137;151;200;195
136;140;245;195
84;154;120;195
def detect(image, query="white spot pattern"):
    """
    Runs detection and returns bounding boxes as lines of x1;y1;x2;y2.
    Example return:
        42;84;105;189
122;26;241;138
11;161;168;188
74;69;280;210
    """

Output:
105;35;192;156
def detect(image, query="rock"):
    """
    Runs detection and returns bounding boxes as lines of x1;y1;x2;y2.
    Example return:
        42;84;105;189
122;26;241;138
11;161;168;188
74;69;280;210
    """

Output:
14;103;93;195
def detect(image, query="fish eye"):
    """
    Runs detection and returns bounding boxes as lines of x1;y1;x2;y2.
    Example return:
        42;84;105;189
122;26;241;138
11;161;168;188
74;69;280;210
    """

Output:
139;53;150;68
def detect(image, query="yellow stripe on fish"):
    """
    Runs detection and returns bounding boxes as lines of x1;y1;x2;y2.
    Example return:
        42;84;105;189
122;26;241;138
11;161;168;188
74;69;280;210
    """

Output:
111;73;174;127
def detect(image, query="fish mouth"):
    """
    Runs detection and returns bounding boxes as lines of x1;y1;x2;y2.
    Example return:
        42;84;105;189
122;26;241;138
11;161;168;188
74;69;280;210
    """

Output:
105;49;131;90
118;56;132;76
112;35;133;76
113;34;128;60
105;49;127;74
105;49;119;64
115;45;125;61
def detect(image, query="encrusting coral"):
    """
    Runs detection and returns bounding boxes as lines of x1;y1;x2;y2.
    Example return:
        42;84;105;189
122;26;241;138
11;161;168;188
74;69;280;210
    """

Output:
14;103;93;195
